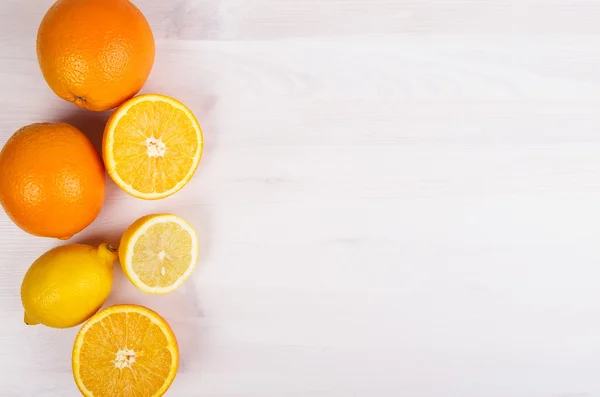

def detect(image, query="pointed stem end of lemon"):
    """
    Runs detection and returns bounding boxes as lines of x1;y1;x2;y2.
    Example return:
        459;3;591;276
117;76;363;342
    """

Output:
24;312;40;326
97;243;118;263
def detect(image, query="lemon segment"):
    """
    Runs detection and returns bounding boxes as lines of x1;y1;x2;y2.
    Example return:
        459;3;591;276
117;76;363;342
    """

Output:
119;214;199;294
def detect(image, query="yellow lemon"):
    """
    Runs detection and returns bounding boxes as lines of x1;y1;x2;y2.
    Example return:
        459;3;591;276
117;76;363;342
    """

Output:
21;243;117;328
119;214;199;294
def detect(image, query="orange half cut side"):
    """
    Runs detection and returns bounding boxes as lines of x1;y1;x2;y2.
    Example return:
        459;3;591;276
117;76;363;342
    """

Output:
72;305;179;397
103;94;203;200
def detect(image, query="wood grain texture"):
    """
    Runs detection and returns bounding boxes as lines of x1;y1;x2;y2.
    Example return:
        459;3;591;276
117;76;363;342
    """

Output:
1;0;600;396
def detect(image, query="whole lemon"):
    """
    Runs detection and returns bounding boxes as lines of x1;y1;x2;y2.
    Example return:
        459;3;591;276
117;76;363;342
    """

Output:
21;243;117;328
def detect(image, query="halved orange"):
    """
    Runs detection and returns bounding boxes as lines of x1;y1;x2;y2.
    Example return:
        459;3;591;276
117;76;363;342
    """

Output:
103;94;203;200
72;305;179;397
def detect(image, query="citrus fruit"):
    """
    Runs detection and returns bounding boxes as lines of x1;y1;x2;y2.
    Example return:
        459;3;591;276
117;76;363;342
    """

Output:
0;123;105;239
103;94;203;200
37;0;155;111
21;243;117;328
119;214;199;294
72;304;179;397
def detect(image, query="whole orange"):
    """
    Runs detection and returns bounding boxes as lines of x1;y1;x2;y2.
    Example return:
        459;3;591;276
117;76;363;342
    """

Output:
0;123;105;239
37;0;155;112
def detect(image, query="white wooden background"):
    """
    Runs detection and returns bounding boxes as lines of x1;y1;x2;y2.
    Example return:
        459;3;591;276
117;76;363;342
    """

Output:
2;0;600;396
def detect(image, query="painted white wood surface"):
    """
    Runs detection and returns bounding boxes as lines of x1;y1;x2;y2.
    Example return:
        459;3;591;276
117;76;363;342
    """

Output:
2;0;600;396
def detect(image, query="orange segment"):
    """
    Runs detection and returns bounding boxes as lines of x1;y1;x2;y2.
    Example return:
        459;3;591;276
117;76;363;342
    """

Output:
72;305;179;397
103;94;203;200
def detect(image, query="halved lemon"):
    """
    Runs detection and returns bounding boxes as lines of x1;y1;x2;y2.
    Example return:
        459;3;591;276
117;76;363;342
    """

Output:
103;94;203;200
119;214;199;294
72;305;179;397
